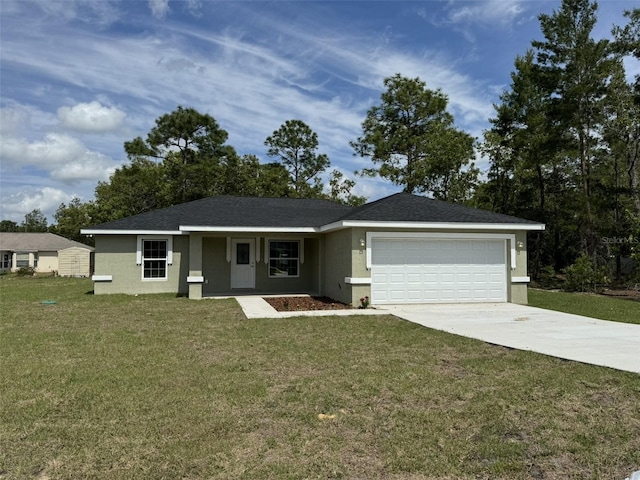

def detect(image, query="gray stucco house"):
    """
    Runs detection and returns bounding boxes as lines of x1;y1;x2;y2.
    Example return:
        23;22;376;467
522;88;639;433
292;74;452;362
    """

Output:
82;193;545;306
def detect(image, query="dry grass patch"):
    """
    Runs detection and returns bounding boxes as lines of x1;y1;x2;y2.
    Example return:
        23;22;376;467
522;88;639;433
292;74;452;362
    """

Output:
1;276;639;479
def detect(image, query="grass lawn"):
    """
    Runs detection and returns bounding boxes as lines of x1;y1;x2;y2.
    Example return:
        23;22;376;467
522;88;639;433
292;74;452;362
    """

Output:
2;276;640;479
529;288;640;325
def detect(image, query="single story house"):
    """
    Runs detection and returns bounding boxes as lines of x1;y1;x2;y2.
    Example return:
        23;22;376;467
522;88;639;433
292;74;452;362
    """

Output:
0;232;94;277
82;193;545;305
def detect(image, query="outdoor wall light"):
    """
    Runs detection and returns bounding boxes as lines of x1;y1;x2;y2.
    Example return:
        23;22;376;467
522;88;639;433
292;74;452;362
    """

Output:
517;241;524;250
359;238;366;248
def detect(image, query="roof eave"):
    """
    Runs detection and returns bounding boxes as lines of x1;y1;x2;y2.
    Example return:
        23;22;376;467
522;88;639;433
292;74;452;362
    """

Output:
179;226;318;233
81;221;546;235
81;229;186;236
319;220;546;232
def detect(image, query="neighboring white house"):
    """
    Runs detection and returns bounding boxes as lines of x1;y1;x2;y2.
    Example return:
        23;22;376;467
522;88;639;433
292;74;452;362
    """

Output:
0;232;94;277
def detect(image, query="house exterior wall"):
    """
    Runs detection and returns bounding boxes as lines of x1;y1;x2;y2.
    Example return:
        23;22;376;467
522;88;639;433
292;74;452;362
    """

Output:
349;228;373;306
90;227;533;304
36;251;58;273
510;231;529;304
188;233;204;299
200;235;320;296
201;236;227;295
58;247;93;277
93;235;189;295
320;229;354;305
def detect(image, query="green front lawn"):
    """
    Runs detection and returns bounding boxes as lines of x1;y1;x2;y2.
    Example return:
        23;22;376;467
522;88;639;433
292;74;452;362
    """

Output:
1;276;639;479
529;288;640;325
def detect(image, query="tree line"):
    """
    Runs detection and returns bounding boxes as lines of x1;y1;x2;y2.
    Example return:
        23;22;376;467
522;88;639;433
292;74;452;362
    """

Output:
3;0;638;287
476;1;639;286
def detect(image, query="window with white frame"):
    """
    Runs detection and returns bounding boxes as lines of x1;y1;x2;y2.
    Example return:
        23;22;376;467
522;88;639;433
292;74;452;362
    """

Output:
142;239;168;279
16;253;29;268
269;240;299;277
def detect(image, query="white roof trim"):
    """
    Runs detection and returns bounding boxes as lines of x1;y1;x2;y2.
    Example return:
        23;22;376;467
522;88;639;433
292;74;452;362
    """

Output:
83;221;544;235
82;229;185;235
179;226;316;233
321;220;545;232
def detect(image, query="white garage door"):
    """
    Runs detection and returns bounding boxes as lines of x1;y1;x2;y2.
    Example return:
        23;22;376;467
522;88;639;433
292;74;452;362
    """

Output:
371;238;507;304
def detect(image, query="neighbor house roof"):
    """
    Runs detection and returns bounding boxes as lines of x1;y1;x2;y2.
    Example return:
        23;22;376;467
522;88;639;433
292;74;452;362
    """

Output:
0;233;94;252
82;193;545;234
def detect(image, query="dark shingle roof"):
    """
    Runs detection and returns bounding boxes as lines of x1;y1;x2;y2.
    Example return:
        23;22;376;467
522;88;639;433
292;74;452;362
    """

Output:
85;193;543;232
87;196;353;231
339;193;542;225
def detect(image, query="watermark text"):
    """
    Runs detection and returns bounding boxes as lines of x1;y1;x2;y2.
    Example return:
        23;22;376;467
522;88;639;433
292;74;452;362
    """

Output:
601;236;639;245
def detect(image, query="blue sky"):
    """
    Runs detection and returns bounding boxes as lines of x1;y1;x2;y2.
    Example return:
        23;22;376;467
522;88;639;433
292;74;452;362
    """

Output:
1;0;637;223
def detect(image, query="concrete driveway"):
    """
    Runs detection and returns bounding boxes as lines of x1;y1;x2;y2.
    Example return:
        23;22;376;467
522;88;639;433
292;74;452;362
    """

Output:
378;303;640;374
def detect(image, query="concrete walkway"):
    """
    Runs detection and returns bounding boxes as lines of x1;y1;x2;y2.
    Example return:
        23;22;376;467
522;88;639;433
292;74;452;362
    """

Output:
235;295;389;319
378;303;640;374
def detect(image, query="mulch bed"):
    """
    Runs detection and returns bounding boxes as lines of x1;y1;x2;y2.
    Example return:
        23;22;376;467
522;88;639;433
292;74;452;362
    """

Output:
600;289;640;302
264;296;352;312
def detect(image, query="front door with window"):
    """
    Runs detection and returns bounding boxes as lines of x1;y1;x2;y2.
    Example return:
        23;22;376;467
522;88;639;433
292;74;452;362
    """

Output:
230;239;255;289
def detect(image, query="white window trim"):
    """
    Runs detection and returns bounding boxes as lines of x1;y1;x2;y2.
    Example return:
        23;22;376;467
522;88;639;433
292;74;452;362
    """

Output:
264;238;304;265
137;235;173;281
267;239;302;278
365;232;517;270
16;252;30;268
137;235;173;265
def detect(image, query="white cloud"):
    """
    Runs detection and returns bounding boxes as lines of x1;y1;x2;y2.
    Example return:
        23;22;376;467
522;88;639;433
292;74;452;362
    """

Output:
21;0;121;27
0;103;58;137
1;133;115;184
148;0;169;19
0;106;31;135
0;187;74;222
2;133;83;167
185;0;202;17
57;101;126;132
445;0;526;27
51;155;116;184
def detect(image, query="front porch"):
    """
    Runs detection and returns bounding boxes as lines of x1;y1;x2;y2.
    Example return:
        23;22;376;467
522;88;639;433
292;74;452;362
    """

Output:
186;234;323;299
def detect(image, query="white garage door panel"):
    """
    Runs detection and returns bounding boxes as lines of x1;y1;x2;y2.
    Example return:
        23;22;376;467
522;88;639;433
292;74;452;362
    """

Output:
371;238;507;304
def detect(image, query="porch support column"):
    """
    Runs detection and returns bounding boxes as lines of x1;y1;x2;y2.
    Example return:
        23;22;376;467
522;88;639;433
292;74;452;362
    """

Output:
188;233;203;299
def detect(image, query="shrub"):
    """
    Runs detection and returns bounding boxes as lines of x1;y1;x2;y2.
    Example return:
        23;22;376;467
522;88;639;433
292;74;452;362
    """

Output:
537;264;559;289
562;254;607;292
16;266;35;277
